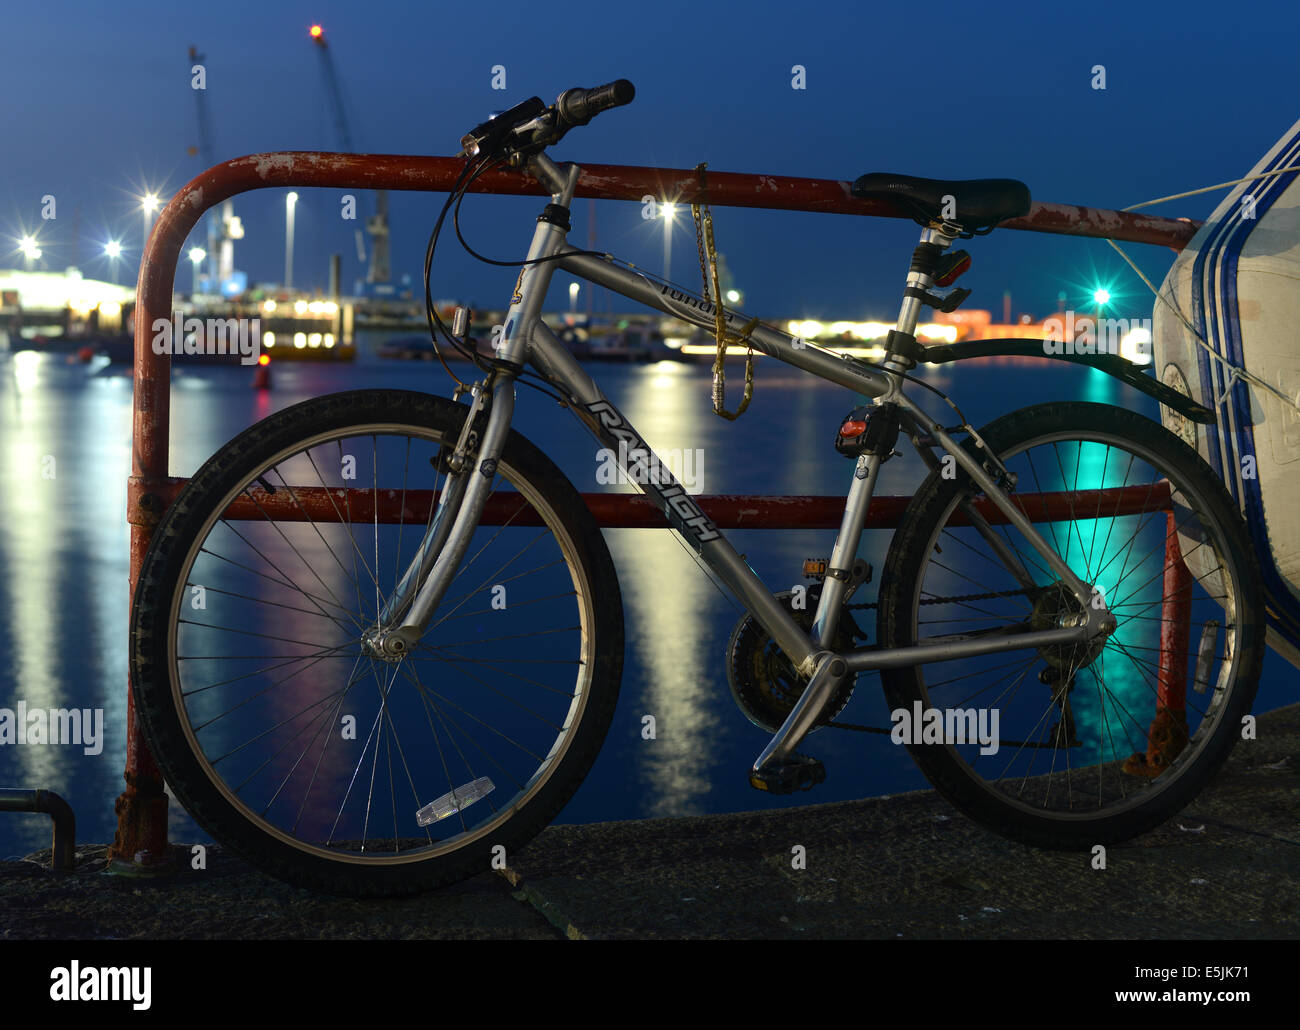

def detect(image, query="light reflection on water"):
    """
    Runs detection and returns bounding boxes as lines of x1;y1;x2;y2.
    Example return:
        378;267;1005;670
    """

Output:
0;342;1292;856
614;373;725;817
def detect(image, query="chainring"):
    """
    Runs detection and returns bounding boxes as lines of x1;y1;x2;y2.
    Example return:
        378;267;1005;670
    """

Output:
726;588;860;733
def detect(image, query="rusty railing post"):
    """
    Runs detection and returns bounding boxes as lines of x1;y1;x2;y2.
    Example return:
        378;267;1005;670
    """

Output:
1124;510;1193;776
108;228;177;872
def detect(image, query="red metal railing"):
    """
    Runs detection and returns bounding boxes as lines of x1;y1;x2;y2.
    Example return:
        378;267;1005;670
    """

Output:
115;151;1199;869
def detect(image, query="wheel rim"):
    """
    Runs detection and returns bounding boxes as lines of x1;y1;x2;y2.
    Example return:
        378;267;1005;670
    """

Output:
903;425;1251;825
163;421;597;865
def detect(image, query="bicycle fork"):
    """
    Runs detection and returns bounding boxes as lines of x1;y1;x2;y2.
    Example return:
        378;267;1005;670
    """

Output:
362;372;517;661
364;155;581;660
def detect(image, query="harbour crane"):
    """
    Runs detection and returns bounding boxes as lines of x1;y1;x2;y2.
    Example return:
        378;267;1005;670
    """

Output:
187;45;244;295
309;24;391;292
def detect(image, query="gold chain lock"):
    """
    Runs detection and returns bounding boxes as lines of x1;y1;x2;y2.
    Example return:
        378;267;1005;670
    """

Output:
691;163;756;420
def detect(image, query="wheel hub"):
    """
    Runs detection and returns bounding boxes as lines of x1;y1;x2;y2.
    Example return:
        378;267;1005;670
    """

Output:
1030;581;1108;670
361;625;411;663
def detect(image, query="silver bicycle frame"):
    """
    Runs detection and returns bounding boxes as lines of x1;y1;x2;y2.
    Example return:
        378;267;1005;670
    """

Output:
376;152;1112;767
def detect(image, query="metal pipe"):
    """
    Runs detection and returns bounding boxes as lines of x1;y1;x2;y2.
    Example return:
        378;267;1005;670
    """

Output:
138;154;1199;276
0;788;75;872
128;481;1172;530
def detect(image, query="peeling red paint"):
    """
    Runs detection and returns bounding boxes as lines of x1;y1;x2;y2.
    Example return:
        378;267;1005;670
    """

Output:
126;478;1169;531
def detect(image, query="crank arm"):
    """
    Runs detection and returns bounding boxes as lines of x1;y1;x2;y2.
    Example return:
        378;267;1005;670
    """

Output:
751;651;849;773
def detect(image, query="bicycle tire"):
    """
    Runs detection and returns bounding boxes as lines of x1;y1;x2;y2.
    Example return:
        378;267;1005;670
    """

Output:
876;401;1264;849
130;389;623;896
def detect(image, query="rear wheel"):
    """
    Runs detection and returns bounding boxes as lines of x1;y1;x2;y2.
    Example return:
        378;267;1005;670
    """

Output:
130;389;623;896
877;402;1263;848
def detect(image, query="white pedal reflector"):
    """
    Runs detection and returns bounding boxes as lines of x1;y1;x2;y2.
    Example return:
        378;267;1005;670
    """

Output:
416;776;495;826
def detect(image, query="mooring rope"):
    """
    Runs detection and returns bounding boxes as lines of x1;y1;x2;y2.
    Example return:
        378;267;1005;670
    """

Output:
1105;164;1300;414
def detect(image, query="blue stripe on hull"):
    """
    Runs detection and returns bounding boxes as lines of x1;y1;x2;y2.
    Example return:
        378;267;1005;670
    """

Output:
1196;125;1300;641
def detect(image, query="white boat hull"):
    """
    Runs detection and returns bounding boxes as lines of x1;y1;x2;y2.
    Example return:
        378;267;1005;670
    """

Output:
1153;117;1300;667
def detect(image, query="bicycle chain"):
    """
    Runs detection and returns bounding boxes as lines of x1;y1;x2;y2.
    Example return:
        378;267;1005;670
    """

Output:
846;586;1032;611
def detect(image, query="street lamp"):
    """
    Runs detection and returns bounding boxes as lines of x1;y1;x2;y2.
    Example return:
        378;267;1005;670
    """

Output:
104;240;122;284
661;202;676;284
285;192;298;290
1093;287;1110;348
189;246;206;296
19;235;41;269
568;281;579;313
141;192;161;251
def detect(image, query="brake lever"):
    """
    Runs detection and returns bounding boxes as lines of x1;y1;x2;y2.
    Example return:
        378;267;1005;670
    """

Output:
504;110;567;163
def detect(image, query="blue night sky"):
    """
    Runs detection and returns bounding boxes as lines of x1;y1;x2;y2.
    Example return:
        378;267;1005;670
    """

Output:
2;0;1298;321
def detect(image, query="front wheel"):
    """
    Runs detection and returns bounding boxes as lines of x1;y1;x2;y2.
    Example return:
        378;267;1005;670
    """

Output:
130;389;623;896
877;402;1264;849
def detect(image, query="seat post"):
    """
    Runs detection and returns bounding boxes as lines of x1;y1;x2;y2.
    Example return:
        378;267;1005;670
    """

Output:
893;225;956;338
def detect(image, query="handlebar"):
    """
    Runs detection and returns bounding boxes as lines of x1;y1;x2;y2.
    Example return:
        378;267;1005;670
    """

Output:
459;80;636;160
555;79;636;128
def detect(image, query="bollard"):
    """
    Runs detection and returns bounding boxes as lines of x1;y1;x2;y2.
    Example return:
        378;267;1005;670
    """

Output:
252;353;272;389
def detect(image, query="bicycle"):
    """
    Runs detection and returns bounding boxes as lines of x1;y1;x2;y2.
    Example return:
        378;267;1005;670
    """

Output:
129;80;1265;896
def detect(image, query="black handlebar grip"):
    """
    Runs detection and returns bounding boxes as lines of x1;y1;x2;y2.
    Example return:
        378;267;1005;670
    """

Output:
556;79;635;126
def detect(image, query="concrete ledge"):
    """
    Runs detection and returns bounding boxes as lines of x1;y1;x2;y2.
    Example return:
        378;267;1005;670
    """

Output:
4;704;1298;940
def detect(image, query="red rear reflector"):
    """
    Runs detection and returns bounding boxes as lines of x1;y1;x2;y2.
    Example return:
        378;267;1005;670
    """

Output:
935;253;971;287
839;420;867;438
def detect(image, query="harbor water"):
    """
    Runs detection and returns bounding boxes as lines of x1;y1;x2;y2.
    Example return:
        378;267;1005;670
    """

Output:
0;334;1293;857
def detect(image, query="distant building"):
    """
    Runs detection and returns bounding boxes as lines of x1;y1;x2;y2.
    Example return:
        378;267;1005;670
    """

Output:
0;267;133;312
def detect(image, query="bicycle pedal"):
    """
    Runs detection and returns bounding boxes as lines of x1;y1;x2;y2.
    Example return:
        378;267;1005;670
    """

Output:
749;753;826;794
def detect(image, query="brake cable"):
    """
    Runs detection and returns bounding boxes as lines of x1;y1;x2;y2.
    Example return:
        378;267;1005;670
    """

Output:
419;148;581;405
423;158;490;389
452;151;606;270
